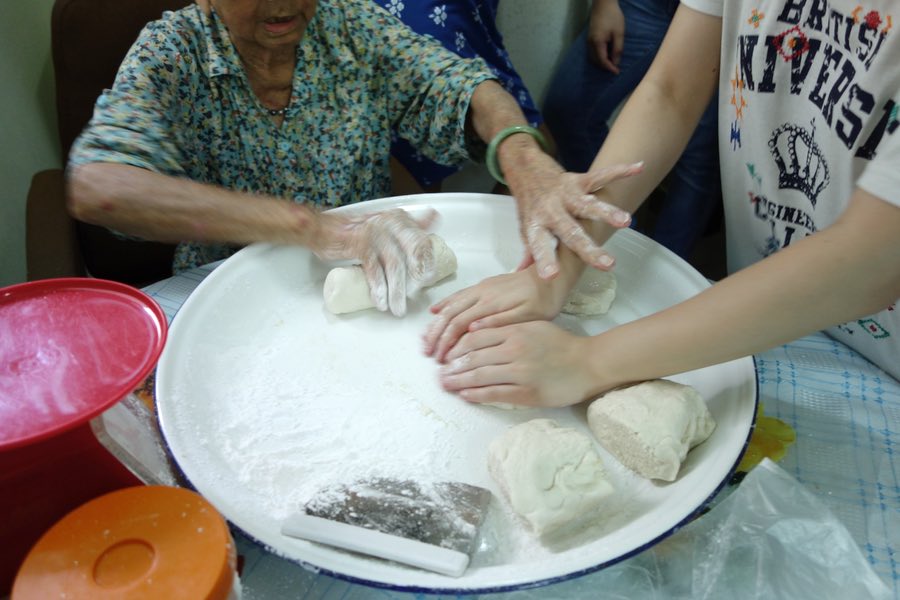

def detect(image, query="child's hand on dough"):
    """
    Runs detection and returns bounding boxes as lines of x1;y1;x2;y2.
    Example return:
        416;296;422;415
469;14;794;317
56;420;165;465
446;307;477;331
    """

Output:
437;320;599;407
423;266;571;362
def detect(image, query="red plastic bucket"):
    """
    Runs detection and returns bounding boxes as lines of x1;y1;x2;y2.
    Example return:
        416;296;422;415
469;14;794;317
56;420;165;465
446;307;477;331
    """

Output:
0;278;167;594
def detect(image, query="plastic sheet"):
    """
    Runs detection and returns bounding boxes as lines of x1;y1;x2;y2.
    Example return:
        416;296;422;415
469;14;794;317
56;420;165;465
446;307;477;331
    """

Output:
91;392;179;486
487;459;891;600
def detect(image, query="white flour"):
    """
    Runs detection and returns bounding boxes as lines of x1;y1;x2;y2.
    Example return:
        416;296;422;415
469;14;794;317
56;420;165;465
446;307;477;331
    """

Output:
166;292;599;568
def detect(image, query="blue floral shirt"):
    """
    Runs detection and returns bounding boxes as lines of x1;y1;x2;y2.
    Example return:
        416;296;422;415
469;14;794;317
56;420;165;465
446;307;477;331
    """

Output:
370;0;543;188
69;0;494;272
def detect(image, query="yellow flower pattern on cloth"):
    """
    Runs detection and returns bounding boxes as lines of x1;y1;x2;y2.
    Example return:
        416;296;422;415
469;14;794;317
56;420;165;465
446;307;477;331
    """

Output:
736;404;796;473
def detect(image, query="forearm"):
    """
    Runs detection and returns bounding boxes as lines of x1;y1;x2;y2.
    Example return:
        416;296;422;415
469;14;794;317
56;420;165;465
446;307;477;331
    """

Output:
67;162;319;246
586;192;900;391
549;244;590;297
587;6;721;238
588;83;710;215
589;257;827;390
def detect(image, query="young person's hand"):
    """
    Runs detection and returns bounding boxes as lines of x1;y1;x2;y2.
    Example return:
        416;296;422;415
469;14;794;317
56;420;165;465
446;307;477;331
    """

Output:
438;320;602;408
587;0;625;73
424;264;576;362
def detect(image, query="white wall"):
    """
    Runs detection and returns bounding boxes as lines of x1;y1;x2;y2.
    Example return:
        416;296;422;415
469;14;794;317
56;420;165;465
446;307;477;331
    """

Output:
0;0;61;288
497;0;589;110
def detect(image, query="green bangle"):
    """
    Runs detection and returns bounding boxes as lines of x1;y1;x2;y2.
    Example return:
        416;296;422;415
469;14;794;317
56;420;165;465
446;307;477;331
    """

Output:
485;125;550;186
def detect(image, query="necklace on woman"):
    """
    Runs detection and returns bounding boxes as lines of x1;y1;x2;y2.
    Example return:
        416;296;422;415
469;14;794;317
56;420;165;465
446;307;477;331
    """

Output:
261;93;291;117
254;80;291;117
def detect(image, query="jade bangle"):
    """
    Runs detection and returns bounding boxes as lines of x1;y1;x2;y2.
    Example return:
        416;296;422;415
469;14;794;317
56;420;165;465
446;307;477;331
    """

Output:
485;125;550;186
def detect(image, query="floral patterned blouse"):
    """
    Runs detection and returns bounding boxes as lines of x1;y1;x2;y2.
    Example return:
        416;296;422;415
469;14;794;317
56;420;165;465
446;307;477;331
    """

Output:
69;0;494;272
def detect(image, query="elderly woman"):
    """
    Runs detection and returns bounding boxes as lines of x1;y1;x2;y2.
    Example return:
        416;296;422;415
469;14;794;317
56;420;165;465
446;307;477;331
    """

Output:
67;0;639;315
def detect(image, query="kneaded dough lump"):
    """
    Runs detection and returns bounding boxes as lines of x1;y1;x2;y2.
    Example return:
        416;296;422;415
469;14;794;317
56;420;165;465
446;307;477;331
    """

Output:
587;380;716;482
488;418;615;537
323;234;457;314
562;269;616;316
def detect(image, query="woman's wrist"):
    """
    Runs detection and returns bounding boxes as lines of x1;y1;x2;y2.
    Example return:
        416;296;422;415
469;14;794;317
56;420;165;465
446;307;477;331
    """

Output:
491;128;556;186
523;247;589;318
558;243;589;280
284;201;328;250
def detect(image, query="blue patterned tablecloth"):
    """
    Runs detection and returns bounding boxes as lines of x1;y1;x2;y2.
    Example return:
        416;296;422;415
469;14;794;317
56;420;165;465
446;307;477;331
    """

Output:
144;266;899;599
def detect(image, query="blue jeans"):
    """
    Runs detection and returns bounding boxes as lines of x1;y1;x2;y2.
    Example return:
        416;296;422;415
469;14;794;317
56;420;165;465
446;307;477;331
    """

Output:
543;0;719;258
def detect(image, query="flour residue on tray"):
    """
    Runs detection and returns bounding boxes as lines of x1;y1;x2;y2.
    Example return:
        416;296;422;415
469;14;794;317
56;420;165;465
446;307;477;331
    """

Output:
168;314;483;523
167;319;652;570
165;300;692;586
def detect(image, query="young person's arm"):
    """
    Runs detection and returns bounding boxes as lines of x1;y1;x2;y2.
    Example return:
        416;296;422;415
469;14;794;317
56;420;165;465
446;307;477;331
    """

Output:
425;5;721;360
439;189;900;406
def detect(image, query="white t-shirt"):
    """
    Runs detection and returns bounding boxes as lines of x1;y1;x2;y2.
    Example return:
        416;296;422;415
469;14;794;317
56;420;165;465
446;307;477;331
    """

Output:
682;0;900;380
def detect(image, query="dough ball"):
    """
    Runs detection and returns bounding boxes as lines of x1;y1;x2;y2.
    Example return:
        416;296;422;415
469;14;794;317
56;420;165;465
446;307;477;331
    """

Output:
488;418;615;537
587;380;716;482
323;234;457;314
562;269;616;316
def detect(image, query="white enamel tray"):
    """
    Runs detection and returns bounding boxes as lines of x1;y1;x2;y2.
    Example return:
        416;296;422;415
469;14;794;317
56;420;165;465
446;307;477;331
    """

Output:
156;193;757;594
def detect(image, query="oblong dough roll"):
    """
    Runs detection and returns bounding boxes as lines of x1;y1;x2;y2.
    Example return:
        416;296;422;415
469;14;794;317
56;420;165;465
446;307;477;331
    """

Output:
323;234;457;314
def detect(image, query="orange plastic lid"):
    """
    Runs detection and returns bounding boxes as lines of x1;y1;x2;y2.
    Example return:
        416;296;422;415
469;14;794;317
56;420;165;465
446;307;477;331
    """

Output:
12;486;237;600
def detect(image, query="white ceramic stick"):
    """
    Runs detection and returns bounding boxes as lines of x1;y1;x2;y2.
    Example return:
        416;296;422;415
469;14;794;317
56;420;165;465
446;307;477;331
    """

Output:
281;513;470;577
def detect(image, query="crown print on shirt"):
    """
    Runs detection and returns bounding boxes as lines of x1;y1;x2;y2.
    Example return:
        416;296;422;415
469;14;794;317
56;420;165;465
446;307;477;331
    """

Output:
768;119;830;207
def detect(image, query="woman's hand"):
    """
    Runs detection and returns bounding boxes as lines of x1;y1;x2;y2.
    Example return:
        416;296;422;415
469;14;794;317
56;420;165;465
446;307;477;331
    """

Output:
423;265;575;362
587;0;626;73
311;208;437;316
466;82;641;278
505;153;642;279
438;321;602;408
